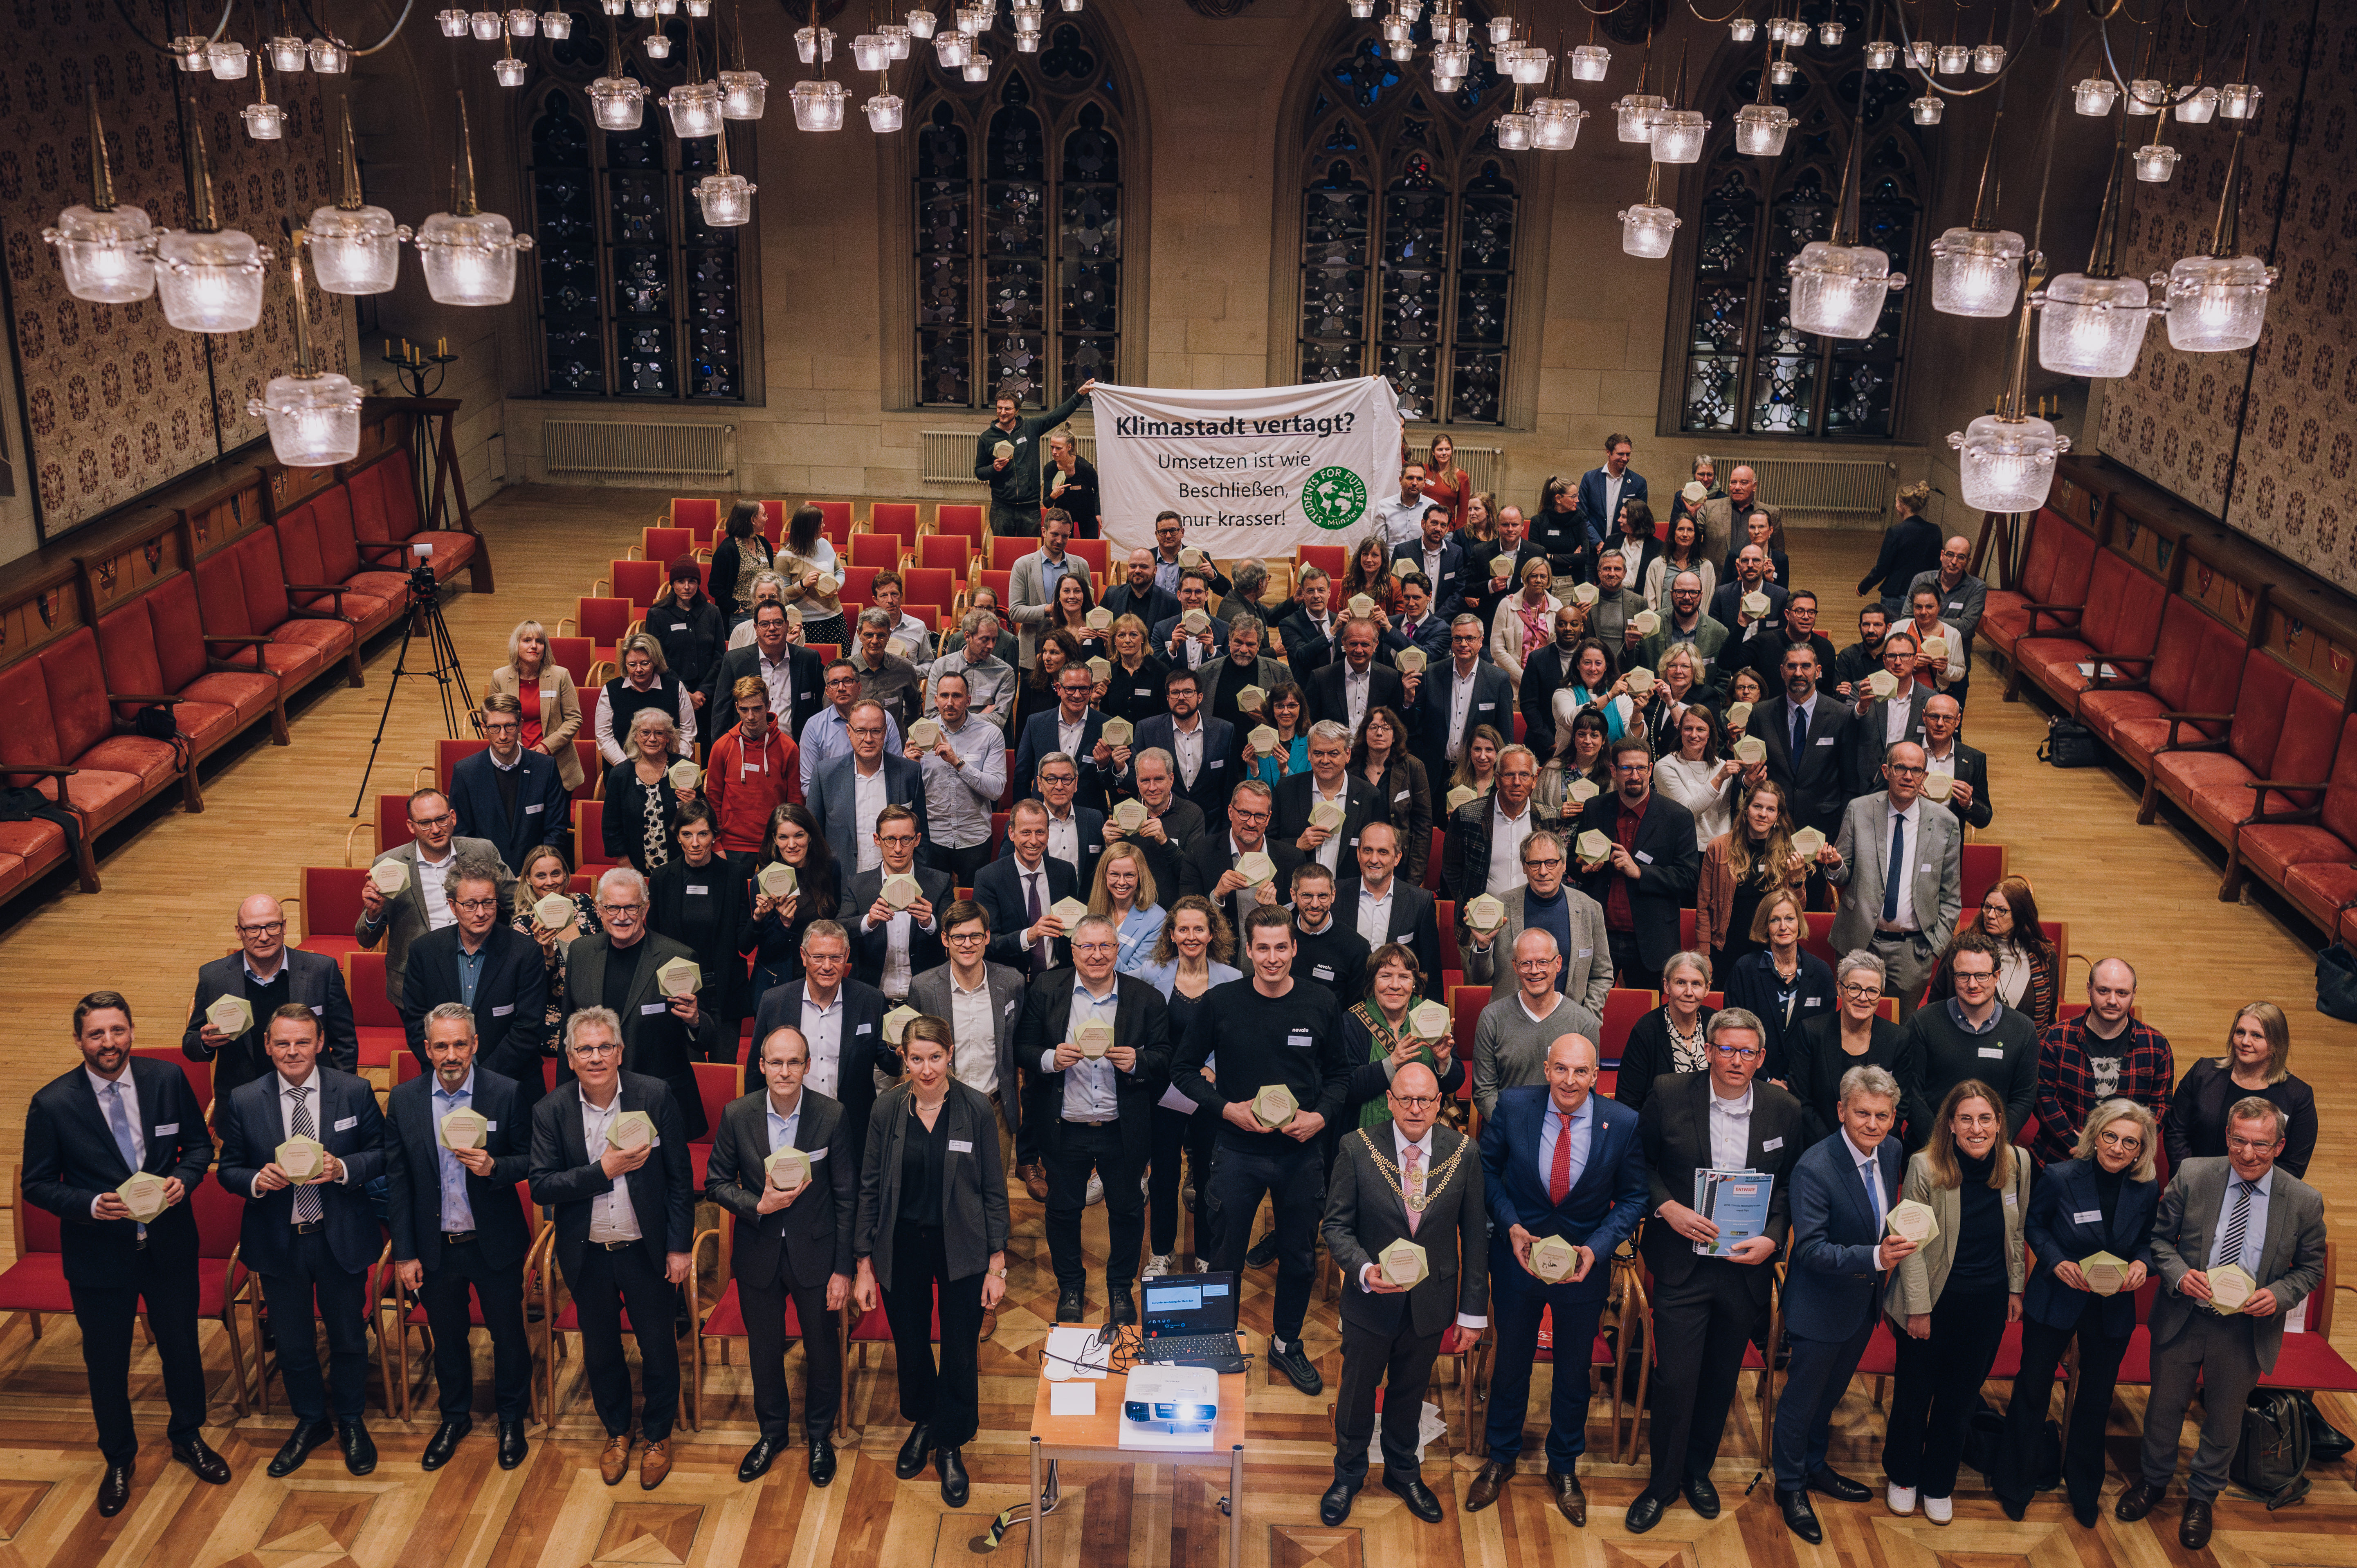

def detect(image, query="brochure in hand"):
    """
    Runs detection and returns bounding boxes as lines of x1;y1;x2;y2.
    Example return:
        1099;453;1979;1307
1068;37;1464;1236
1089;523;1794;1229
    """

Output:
1692;1167;1774;1257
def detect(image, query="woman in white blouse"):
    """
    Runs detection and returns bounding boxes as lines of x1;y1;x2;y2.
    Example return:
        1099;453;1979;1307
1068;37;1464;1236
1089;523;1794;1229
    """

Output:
1904;586;1968;692
1654;703;1740;847
778;503;847;649
1642;511;1717;614
1489;557;1563;684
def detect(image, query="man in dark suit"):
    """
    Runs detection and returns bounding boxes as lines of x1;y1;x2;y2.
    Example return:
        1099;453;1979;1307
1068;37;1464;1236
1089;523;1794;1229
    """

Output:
1339;820;1443;989
355;787;516;1006
1393;505;1469;620
216;1004;387;1478
908;902;1030;1179
1389;573;1453;665
184;893;358;1094
1289;864;1371;1000
976;799;1082;979
705;600;828;743
1274;719;1388;881
1921;694;1993;830
808;699;931;876
1318;1062;1488;1526
1723;587;1838;692
844;804;953;1001
1847;631;1932;791
1462;505;1544;632
1306;618;1406;741
1466;1037;1647;1523
706;1026;858;1485
384;1002;535;1472
1574;434;1648;550
1443;744;1554;908
1708;546;1791;678
1180;779;1305;946
1274;567;1342;676
1109;747;1205;909
1573;737;1699;989
1151;569;1231;675
746;921;896;1170
1009;750;1108;894
561;866;726;1141
399;858;548;1103
1517;604;1589;766
1014;660;1116;811
1015;917;1172;1324
1625;1009;1807;1534
449;694;569;874
1103;548;1182;630
1134;669;1237;818
530;1007;696;1491
24;991;231;1515
1770;1064;1913;1542
1747;642;1858;838
1404;615;1515;796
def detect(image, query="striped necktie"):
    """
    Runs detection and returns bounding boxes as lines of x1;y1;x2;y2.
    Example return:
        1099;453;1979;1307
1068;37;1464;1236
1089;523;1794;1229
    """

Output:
290;1086;324;1225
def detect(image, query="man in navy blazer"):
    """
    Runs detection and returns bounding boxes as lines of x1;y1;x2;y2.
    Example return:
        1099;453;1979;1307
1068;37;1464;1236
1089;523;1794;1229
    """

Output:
216;1004;387;1478
1305;619;1407;740
1135;669;1238;818
1391;505;1469;619
384;1004;535;1471
182;894;359;1096
1466;1037;1648;1524
24;991;231;1514
398;858;548;1104
1013;660;1115;811
1388;574;1454;665
746;921;897;1173
1575;436;1647;549
976;800;1082;978
807;698;932;873
1770;1063;1914;1543
449;694;570;873
1404;615;1515;795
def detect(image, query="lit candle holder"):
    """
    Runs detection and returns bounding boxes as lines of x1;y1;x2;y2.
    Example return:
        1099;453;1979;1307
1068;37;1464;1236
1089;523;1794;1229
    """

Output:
1649;108;1708;162
470;11;502;38
1728;16;1756;40
309;36;351;70
2038;273;2153;376
667;80;723;135
2074;77;2117;115
1912;93;1944;124
2133;142;2179;182
1614;91;1664;142
1816;21;1843;44
267;34;309;67
2217;83;2261;118
438;8;470;33
720;68;767;117
1734;100;1793;157
2175;85;2218;123
1863;39;1897;68
1951;414;2069;513
1618;202;1679;258
1789;240;1905;337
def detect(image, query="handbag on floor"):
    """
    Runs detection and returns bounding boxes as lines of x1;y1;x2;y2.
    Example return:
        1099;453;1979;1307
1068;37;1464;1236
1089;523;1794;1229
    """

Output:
2231;1387;2312;1507
2316;943;2357;1024
2037;715;2101;768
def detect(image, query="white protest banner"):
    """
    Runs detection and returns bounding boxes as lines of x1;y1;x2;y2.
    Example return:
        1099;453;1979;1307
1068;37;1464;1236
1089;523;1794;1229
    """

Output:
1090;377;1405;559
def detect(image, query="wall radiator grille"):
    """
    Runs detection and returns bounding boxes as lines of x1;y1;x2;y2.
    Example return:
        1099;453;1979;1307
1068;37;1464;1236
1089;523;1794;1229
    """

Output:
545;420;734;480
1708;454;1893;516
921;429;1098;485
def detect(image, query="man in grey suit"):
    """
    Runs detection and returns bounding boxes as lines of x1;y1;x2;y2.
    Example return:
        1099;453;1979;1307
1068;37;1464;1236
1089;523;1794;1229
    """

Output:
1847;631;1931;791
1318;1063;1488;1527
2117;1097;2328;1547
705;1027;857;1487
1460;831;1613;1013
1008;510;1087;669
1905;536;1986;655
184;894;358;1094
355;787;515;1006
1820;742;1961;1018
808;700;932;878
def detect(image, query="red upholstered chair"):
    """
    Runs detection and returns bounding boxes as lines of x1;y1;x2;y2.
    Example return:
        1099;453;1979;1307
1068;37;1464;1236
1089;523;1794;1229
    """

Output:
1436;900;1459;978
671;498;721;542
546;636;595;687
641;526;694;563
980;569;1012;607
1981;506;2098;664
575;797;617;873
2012;550;2167;712
850;534;904;576
1800;911;1837;967
191;529;362;694
2258;1242;2357;1397
568;596;634;671
0;625;186;854
273;494;404;638
757;499;786;546
2231;711;2357;921
348;449;487;589
285;484;415;625
2143;650;2319;843
130;1045;211;1121
1959;842;2008;914
1424;829;1447;891
1297;544;1348;580
990;537;1032;572
96;591;246;784
608;559;667;610
344;951;409;1069
1449;986;1490;1064
870;502;920;543
1600;988;1656;1067
2077;595;2248;772
437;737;494;792
294;865;371;963
689;1207;804;1430
808;501;853;541
937;504;985;541
1067;537;1110;580
917;532;971;581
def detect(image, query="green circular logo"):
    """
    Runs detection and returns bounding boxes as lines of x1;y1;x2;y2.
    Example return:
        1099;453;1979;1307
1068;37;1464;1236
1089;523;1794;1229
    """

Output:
1301;467;1369;531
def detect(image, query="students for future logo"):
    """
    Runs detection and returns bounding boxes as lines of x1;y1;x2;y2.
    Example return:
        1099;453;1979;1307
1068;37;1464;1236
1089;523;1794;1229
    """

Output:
1303;467;1368;530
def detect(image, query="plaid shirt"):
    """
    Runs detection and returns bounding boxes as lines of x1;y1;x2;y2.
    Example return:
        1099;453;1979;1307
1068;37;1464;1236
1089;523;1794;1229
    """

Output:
2033;1015;2175;1165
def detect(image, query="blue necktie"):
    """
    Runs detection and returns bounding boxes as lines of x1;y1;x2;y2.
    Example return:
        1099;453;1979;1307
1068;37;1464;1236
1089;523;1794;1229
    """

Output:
1792;704;1809;766
103;1081;146;1240
1883;812;1905;922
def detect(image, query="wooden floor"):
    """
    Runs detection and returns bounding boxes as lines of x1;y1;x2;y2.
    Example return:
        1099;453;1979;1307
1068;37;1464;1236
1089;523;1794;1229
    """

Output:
2;485;2355;1567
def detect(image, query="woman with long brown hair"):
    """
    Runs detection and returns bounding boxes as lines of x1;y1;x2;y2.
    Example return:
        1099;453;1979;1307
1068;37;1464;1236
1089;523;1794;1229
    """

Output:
1923;874;2059;1026
1136;897;1240;1275
1697;779;1806;969
746;803;840;1004
1343;533;1396;613
1423;434;1469;532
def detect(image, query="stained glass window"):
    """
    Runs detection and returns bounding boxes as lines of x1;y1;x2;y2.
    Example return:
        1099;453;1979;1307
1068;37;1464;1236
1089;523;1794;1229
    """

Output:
912;22;1123;409
1299;18;1515;425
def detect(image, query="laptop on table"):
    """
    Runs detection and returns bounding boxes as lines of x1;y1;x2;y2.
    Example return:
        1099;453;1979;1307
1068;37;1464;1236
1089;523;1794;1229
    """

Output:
1137;1271;1247;1374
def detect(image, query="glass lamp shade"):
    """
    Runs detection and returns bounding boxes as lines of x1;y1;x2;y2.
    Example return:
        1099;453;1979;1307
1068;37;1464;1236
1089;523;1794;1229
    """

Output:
251;374;364;468
1785;24;1812;45
1014;30;1038;49
1530;97;1587;149
1432;42;1470;79
244;101;288;139
1907;40;1935;69
1387;38;1414;60
881;23;911;55
953;5;981;31
795;24;834;60
2134;143;2179;182
1348;0;1374;15
44;204;157;304
309;36;351;70
2074;77;2117;115
1936;44;1967;73
1395;0;1421;20
1928;225;2026;316
602;0;624;13
934;30;970;64
1618;203;1680;258
1912;94;1944;124
1009;2;1041;28
694;171;755;225
1728;16;1757;39
906;7;937;36
1950;414;2069;512
1649;110;1708;162
1569;43;1609;80
2038;272;2153;376
306;204;410;294
507;7;538;31
631;0;652;14
687;0;710;13
438;7;470;32
470;10;502;38
864;90;904;130
1614;92;1664;141
851;32;887;68
1763;16;1790;42
209;41;250;78
2218;83;2260;118
267;34;309;67
665;81;723;136
1734;101;1793;155
153;228;270;332
415;211;531;306
542;9;572;33
590;76;649;128
642;31;670;56
1787;241;1903;337
790;78;849;130
1510;45;1551;84
719;69;767;117
1061;0;1082;12
1486;13;1514;43
1494;111;1533;148
1972;43;2004;72
2157;254;2276;352
2176;86;2218;123
2126;78;2162;114
494;55;530;85
1817;21;1844;44
1380;16;1408;41
170;35;211;70
1768;57;1797;84
963;49;992;81
1864;39;1897;68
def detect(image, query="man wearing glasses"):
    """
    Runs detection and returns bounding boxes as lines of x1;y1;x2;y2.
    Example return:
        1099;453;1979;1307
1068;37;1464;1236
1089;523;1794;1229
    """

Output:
1822;739;1962;1026
1627;1008;1806;1534
1441;743;1550;906
1462;831;1613;1016
357;786;515;1007
559;866;725;1141
1893;932;2038;1149
809;698;931;878
184;894;357;1095
845;806;952;1004
907;901;1027;1183
1469;930;1602;1120
399;860;550;1110
1571;736;1700;991
1180;780;1303;942
1016;663;1116;813
449;692;570;874
799;661;904;799
1015;912;1171;1325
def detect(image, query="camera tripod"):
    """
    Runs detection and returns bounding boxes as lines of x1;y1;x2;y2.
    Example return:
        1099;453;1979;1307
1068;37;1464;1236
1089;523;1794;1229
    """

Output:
349;566;479;817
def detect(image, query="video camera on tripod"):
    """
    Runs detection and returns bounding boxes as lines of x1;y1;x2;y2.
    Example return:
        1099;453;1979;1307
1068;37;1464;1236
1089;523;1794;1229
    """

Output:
350;539;479;816
406;539;440;598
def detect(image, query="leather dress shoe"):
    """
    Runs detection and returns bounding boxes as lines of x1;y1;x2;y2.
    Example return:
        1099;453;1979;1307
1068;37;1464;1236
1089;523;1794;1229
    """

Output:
1382;1471;1444;1523
808;1431;837;1487
97;1462;133;1517
1682;1471;1721;1519
1266;1338;1323;1396
1246;1232;1280;1269
1319;1479;1357;1526
937;1447;969;1508
1777;1487;1823;1544
497;1420;528;1471
738;1436;782;1483
340;1421;376;1476
1463;1458;1512;1513
2114;1479;2162;1521
600;1433;634;1486
895;1423;933;1480
2000;1494;2029;1523
1548;1467;1587;1526
1056;1287;1086;1323
640;1439;672;1490
980;1307;998;1342
1624;1492;1668;1534
1024;1167;1051;1204
2070;1492;2101;1529
1808;1465;1872;1503
2179;1498;2214;1550
172;1439;231;1485
1108;1287;1137;1326
267;1419;336;1478
420;1417;472;1471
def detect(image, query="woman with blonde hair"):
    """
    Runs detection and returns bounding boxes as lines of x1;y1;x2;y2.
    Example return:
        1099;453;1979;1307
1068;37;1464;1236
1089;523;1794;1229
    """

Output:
488;618;586;791
593;631;694;767
1088;841;1166;973
1099;612;1168;726
1724;887;1833;1082
1697;779;1805;968
2162;1000;2317;1177
1135;897;1239;1275
1859;479;1942;620
602;708;697;875
512;844;599;1054
1489;556;1562;683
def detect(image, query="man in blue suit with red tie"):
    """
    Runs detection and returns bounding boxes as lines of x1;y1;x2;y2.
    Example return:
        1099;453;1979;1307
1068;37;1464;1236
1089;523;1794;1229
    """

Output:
1465;1033;1648;1525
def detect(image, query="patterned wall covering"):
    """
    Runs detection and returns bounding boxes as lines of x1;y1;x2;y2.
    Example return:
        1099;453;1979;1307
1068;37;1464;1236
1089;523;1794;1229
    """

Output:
0;8;351;535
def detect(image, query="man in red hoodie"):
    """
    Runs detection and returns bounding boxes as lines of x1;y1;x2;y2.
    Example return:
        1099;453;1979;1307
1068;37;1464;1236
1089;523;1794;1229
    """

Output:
704;678;802;856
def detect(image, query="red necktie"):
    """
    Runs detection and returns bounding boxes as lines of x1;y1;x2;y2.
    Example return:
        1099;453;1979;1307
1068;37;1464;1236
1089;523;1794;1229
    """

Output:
1549;1112;1572;1206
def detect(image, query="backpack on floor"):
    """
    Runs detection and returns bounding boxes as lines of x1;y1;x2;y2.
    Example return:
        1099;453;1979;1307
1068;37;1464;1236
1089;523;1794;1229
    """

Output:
2316;943;2357;1025
2037;715;2102;768
1964;1401;2060;1491
2231;1387;2312;1508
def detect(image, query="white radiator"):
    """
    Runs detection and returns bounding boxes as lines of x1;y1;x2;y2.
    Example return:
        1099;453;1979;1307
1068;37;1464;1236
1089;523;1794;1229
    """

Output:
1708;454;1894;516
922;428;1096;485
1454;444;1503;501
545;420;735;480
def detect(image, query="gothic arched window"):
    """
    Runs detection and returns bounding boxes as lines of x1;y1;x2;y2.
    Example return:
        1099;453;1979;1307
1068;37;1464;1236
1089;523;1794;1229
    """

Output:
912;22;1126;410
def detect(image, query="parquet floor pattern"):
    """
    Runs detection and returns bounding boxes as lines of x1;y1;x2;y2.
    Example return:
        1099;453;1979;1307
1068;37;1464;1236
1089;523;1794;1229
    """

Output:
0;485;2352;1566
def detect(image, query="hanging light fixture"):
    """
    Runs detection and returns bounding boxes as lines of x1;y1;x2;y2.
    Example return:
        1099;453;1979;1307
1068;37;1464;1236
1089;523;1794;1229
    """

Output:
905;7;937;37
2175;84;2217;122
1530;95;1587;150
470;10;502;38
438;7;469;32
1613;29;1662;142
2218;81;2260;118
307;101;410;294
2133;135;2178;182
720;0;767;116
643;26;671;55
265;0;309;71
797;20;835;58
542;10;573;35
1949;252;2069;511
1970;11;2002;74
209;40;251;78
1647;45;1705;163
244;57;286;139
1788;108;1905;337
309;34;351;70
865;15;902;134
2037;124;2152;377
1905;39;1933;69
1911;93;1943;124
2073;76;2116;115
962;48;991;81
413;93;533;306
2156;121;2276;353
1936;43;1967;73
589;10;648;127
934;28;970;65
170;34;211;70
793;0;849;136
1348;0;1375;16
250;230;364;468
792;77;849;127
881;21;910;56
1618;160;1679;257
494;16;530;84
1732;45;1792;158
1929;108;2025;316
45;85;157;304
1862;3;1895;70
153;112;271;331
1728;14;1756;41
506;7;538;33
1817;18;1844;45
1568;13;1609;81
694;124;755;225
2124;78;2162;114
665;9;722;135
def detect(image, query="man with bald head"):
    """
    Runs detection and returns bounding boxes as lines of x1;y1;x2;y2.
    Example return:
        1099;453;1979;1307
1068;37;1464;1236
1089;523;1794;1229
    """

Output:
1907;535;1986;654
1919;694;1992;830
1467;1034;1647;1522
1469;929;1602;1119
1102;548;1180;629
1699;463;1777;566
184;894;357;1094
2033;959;2175;1166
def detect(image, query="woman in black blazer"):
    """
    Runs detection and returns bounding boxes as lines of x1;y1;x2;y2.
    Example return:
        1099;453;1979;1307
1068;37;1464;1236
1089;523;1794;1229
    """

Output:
1722;890;1833;1085
1996;1099;2160;1525
2162;1001;2319;1178
745;804;841;1006
706;499;774;628
1784;951;1909;1144
1350;705;1432;889
1612;950;1716;1112
602;710;690;876
852;1017;1009;1509
647;800;751;1035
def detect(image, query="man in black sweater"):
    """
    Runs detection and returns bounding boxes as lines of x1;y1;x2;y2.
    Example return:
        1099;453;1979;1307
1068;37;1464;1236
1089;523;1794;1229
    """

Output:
1893;931;2038;1148
1288;863;1370;1000
1171;905;1352;1397
972;378;1096;538
1831;605;1889;699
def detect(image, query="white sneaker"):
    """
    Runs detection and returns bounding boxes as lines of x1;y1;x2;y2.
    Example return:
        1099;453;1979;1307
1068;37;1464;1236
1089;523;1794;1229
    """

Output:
1923;1495;1952;1525
1886;1484;1917;1516
1143;1254;1173;1278
1086;1173;1104;1206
